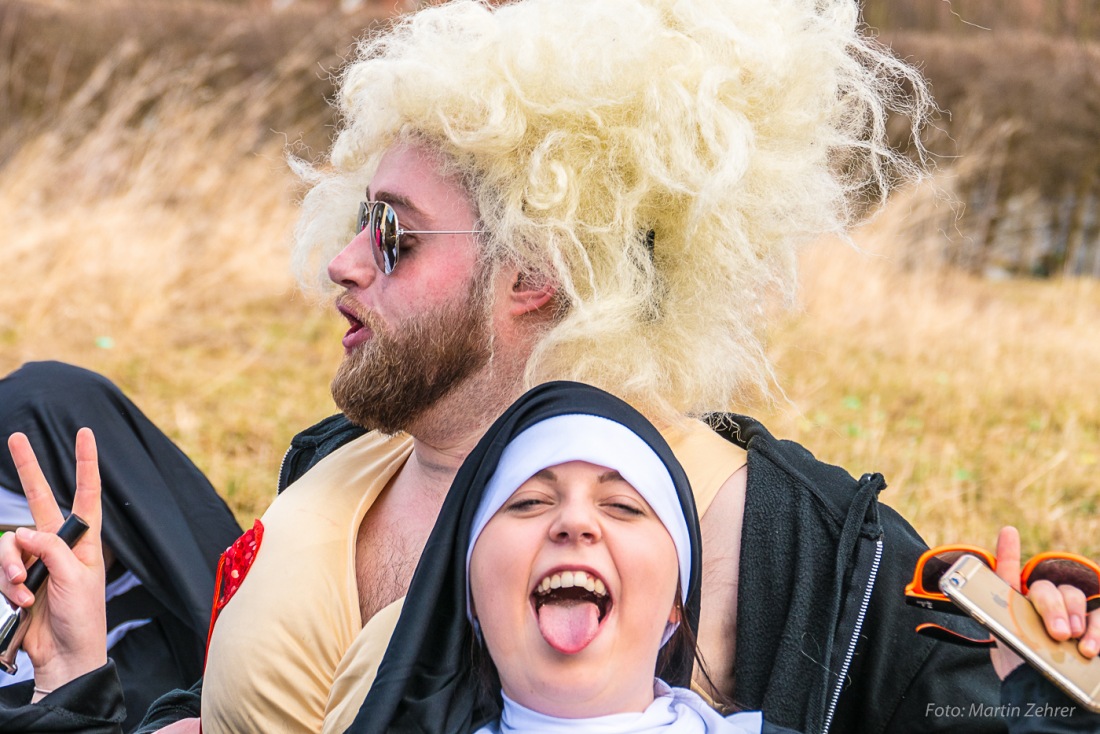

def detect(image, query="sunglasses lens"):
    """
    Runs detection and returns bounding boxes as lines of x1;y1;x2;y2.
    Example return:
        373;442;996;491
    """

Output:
370;203;399;274
1026;558;1100;598
921;550;990;594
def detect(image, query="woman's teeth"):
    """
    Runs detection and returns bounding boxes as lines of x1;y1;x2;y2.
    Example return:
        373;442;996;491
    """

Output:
535;570;606;596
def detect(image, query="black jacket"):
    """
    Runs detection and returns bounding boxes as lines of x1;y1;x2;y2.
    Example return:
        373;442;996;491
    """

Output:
124;413;1096;732
715;414;1005;732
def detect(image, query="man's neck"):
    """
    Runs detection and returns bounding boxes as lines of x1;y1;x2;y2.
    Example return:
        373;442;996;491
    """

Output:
399;361;526;499
402;432;481;499
352;355;528;624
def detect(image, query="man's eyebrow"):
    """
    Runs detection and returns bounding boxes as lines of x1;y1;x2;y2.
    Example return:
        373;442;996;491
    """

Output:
368;189;427;219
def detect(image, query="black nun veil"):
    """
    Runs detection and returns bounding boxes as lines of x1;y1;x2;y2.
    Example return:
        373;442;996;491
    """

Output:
345;381;703;734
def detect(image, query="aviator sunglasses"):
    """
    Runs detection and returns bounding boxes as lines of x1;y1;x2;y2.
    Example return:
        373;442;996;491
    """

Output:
357;200;483;274
904;544;1100;647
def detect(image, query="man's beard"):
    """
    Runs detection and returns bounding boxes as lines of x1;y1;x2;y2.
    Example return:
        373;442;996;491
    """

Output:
331;285;492;435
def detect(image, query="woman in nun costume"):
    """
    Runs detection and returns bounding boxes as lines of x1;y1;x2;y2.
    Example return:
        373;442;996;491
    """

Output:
346;381;795;734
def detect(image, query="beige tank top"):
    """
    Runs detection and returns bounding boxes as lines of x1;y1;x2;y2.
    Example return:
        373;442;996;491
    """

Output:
201;419;745;733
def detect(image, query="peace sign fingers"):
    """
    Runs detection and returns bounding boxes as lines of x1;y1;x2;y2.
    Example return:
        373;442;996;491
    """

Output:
7;432;66;534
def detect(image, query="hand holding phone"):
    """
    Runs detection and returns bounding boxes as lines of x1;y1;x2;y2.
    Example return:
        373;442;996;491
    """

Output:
941;554;1100;713
0;513;90;673
0;428;107;694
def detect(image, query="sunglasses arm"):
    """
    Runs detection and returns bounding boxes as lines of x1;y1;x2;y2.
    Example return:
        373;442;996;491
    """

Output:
398;229;484;235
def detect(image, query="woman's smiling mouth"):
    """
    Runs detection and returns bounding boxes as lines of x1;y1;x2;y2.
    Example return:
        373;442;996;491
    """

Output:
531;568;612;654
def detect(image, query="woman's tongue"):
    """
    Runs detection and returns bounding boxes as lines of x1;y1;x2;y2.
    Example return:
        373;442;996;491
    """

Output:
537;598;600;654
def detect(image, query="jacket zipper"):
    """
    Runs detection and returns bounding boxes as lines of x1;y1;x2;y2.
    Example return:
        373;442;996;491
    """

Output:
276;444;293;493
821;537;884;734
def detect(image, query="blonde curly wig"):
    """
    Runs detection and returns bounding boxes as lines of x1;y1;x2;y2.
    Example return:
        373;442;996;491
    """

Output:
292;0;931;420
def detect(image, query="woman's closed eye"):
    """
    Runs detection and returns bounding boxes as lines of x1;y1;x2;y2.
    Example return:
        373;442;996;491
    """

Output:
603;500;647;518
504;496;550;513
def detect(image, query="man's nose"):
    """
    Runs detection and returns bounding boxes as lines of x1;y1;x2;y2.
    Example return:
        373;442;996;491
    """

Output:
549;502;602;544
327;230;379;289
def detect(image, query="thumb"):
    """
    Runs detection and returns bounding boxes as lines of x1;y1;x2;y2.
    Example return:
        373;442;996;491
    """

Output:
994;526;1022;592
989;526;1027;680
13;527;85;585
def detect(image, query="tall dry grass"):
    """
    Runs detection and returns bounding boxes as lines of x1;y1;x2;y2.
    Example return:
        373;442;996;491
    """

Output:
1;1;1098;558
0;0;381;521
756;185;1100;556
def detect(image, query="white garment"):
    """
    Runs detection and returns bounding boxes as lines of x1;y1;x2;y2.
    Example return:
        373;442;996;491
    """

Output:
0;485;35;527
476;680;762;734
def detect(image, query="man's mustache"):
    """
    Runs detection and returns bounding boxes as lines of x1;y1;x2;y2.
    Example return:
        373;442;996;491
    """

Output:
335;293;384;335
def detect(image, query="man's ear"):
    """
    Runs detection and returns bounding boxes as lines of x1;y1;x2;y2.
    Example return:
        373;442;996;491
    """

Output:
507;271;557;316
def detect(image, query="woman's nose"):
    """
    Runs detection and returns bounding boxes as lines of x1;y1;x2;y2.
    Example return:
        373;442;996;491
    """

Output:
327;230;379;290
548;501;602;544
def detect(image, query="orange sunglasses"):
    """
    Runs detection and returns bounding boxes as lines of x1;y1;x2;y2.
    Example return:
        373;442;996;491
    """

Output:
904;545;1100;647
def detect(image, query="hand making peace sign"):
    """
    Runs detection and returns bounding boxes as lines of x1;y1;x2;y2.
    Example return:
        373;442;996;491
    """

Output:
0;428;107;697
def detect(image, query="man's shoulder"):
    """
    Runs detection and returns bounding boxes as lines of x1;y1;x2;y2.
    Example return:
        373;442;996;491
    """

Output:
277;414;368;493
704;413;869;523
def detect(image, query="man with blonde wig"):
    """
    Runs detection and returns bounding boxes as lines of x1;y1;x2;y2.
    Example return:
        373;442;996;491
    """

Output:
0;0;1009;732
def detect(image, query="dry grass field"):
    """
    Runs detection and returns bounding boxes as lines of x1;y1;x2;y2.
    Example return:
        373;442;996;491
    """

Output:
1;0;1099;557
767;210;1100;556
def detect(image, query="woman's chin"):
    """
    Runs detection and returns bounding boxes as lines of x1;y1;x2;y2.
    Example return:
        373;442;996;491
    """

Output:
503;671;655;720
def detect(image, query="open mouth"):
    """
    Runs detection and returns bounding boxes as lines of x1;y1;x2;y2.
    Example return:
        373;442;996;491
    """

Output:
337;302;371;349
338;304;364;333
531;569;612;654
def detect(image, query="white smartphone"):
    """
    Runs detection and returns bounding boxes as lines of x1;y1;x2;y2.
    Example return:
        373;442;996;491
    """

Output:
940;553;1100;713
